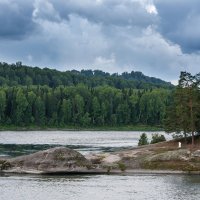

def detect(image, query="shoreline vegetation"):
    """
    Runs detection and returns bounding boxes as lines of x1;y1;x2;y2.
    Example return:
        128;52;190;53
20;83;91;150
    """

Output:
0;125;163;131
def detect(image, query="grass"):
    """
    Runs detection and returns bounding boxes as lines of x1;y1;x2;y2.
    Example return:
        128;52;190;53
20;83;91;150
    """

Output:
0;124;163;131
141;160;200;172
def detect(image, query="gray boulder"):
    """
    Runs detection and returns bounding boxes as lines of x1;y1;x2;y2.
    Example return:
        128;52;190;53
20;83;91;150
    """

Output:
1;147;94;174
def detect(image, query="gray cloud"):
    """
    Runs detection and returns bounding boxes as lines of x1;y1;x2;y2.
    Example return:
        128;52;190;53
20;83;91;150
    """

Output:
0;0;37;39
50;0;158;27
155;0;200;53
0;0;200;83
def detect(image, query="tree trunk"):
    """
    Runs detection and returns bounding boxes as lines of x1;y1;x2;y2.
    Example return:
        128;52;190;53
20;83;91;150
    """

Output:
191;128;195;147
189;97;195;146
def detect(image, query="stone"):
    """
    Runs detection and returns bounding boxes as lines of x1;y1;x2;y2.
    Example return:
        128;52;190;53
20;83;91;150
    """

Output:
2;147;94;174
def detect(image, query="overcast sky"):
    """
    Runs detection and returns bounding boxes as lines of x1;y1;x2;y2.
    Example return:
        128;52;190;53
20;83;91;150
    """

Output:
0;0;200;83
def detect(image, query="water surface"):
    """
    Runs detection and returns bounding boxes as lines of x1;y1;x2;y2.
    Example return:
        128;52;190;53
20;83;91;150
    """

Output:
0;131;199;200
0;131;170;156
0;174;200;200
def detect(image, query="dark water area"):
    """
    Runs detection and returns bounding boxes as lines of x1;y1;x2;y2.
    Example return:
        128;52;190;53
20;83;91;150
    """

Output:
0;143;127;157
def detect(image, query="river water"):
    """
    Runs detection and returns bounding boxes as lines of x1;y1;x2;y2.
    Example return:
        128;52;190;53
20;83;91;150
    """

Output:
0;131;200;200
0;131;170;156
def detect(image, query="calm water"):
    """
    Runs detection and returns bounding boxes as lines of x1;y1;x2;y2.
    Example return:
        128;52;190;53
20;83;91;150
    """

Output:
0;174;200;200
1;131;199;200
0;131;170;157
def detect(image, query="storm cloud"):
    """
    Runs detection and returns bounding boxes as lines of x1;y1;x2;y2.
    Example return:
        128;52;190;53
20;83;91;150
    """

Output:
0;0;200;83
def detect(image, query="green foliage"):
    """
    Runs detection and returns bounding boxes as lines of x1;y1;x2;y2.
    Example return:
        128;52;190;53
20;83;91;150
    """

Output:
0;85;171;127
138;133;149;146
150;133;166;144
164;71;200;145
0;62;173;89
0;90;6;123
0;61;174;128
118;162;126;171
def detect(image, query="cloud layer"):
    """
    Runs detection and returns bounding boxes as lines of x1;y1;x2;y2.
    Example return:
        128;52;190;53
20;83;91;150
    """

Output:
0;0;200;83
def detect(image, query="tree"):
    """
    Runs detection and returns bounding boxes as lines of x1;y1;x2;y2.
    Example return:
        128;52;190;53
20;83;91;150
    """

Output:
13;89;28;125
150;133;166;144
165;71;200;146
92;97;101;125
0;90;6;123
34;96;45;126
60;99;72;125
81;112;91;126
138;133;149;146
73;94;84;125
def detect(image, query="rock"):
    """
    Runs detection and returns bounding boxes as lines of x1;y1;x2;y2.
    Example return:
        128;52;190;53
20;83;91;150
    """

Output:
2;147;95;174
145;149;191;162
102;154;121;164
191;150;200;157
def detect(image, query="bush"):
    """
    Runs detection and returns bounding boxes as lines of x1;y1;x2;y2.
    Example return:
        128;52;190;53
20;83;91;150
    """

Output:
118;162;126;171
138;133;149;146
150;133;166;144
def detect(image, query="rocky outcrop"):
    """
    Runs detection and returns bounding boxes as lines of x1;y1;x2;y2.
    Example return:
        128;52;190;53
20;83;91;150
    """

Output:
145;149;191;162
1;147;96;174
2;143;200;174
191;150;200;157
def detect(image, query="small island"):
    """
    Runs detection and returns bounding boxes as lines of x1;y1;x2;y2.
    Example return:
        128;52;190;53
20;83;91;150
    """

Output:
1;135;200;175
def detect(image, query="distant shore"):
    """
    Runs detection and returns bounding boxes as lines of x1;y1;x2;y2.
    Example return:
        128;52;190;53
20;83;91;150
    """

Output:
0;125;163;132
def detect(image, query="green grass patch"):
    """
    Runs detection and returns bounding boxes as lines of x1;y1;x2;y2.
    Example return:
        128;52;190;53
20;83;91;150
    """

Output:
0;125;163;131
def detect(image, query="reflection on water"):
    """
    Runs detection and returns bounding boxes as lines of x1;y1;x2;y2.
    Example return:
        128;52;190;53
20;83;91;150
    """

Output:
0;174;200;200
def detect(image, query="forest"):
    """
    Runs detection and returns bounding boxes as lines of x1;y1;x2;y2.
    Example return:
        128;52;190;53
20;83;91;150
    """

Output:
0;83;171;127
0;62;173;89
0;62;173;128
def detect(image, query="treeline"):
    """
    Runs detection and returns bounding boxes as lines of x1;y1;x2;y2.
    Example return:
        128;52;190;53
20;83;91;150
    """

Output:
0;62;173;89
0;85;171;127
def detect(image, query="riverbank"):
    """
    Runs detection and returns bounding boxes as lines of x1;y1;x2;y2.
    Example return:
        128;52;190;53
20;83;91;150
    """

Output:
0;125;163;132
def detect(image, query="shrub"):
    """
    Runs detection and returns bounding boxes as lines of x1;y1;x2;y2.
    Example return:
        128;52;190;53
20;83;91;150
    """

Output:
150;133;166;144
138;133;149;146
118;162;126;171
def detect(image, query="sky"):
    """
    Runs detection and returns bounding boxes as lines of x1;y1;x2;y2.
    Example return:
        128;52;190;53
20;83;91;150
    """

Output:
0;0;200;84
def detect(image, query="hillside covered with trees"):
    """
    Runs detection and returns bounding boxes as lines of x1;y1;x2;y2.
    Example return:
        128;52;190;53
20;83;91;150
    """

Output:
0;62;174;129
0;62;173;89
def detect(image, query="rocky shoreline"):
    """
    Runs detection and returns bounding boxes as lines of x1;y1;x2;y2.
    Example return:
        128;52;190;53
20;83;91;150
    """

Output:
1;139;200;175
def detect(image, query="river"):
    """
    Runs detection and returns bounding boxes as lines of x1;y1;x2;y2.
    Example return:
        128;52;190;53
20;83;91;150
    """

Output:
0;131;200;200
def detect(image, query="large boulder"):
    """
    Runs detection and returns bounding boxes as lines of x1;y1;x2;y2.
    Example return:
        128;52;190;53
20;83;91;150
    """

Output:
1;147;94;174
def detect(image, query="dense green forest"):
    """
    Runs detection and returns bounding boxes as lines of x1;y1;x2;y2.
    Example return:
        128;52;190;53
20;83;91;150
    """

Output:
0;62;173;128
0;62;173;89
